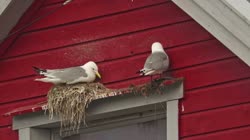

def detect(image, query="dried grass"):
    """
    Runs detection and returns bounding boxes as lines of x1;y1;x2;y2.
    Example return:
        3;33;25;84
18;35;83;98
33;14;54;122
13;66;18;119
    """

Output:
47;82;117;136
46;78;176;136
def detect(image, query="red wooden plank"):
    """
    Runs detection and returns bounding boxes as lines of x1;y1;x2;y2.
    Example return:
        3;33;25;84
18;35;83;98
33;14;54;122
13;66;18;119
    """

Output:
175;58;250;90
0;97;45;126
0;39;231;88
0;0;167;57
100;57;250;86
0;35;18;58
0;78;51;104
180;103;250;137
2;3;190;58
168;40;233;69
29;0;166;31
0;0;44;57
3;102;46;117
105;58;250;89
0;127;18;140
181;78;250;114
1;57;249;104
182;126;250;140
0;21;214;82
10;0;44;31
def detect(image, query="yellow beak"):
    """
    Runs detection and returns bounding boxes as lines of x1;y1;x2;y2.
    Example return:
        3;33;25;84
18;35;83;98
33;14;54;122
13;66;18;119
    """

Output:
95;71;101;79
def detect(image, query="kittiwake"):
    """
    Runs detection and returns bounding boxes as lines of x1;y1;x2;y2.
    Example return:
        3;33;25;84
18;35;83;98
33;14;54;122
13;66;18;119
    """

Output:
139;42;169;76
33;61;101;84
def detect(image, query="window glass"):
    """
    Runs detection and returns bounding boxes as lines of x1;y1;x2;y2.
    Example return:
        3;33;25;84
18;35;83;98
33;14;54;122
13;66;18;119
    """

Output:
63;119;166;140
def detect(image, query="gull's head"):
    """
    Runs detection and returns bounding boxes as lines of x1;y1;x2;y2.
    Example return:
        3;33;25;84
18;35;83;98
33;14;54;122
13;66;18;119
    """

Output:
84;61;101;79
151;42;164;53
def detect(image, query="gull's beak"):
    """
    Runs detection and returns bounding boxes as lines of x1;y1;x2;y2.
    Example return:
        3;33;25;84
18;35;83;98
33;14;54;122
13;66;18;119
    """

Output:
95;71;101;79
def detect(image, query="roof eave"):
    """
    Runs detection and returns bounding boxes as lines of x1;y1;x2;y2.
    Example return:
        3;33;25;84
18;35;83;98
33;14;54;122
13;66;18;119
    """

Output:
0;0;34;43
173;0;250;66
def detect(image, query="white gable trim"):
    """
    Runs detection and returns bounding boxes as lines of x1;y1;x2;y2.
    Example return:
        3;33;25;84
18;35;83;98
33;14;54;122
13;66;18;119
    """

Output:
0;0;34;43
223;0;250;25
172;0;250;66
0;0;12;15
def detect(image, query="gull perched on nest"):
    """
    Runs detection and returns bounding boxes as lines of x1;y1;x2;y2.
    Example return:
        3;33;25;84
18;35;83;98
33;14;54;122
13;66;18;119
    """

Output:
139;42;169;76
33;61;101;84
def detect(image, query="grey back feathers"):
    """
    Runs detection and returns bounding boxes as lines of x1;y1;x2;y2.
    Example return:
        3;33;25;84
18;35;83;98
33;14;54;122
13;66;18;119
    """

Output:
144;52;169;71
140;42;169;76
45;67;87;82
33;61;100;84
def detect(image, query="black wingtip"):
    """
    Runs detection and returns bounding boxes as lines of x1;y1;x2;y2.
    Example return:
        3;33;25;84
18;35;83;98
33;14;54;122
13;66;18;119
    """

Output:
136;70;145;76
33;66;40;74
32;66;46;75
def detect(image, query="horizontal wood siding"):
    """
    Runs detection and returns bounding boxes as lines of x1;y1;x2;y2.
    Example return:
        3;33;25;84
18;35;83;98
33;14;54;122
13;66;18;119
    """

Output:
2;2;190;58
0;0;250;139
0;127;18;140
182;126;250;140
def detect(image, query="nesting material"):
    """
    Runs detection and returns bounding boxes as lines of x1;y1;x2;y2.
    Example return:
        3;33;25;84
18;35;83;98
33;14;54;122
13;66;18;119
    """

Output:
47;82;122;135
46;78;181;136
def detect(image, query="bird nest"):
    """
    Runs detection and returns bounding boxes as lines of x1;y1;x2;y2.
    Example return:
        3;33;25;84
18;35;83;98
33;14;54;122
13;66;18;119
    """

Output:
46;78;181;136
47;82;122;136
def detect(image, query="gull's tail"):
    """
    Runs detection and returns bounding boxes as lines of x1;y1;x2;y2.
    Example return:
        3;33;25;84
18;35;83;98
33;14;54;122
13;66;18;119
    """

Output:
136;69;145;76
33;66;47;76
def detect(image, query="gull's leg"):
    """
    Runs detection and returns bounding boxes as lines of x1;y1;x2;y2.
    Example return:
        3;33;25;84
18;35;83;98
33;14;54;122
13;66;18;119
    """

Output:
162;71;175;80
150;75;153;88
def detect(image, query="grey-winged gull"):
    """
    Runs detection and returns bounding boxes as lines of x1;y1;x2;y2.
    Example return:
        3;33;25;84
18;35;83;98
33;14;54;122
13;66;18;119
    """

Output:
33;61;101;84
139;42;169;76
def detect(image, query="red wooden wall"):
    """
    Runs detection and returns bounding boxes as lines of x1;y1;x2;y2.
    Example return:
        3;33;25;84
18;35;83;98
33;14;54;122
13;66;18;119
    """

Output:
1;0;250;139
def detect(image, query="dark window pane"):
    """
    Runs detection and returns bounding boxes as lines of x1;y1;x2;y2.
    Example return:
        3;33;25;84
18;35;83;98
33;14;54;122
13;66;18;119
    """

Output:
63;135;80;140
65;119;166;140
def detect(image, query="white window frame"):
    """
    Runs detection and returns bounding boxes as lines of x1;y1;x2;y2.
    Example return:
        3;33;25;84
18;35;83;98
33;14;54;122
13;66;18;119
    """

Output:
13;80;183;140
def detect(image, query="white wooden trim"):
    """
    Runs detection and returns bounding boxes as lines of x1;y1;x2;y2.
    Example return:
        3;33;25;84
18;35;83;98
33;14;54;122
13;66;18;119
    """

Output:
223;0;250;25
19;128;31;140
19;128;50;140
0;0;12;15
194;0;250;49
166;100;179;140
0;0;34;42
172;0;250;66
13;80;183;130
14;80;183;140
52;110;167;140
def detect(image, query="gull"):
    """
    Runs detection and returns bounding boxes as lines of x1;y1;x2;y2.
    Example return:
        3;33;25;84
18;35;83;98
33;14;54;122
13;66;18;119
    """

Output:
33;61;101;84
139;42;169;77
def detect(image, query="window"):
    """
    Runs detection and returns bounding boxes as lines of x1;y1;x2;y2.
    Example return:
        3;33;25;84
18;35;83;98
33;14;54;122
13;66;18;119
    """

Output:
13;80;183;140
63;119;166;140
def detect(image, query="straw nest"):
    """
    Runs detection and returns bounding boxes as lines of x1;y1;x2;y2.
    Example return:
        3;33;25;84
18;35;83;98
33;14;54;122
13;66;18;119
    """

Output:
46;78;173;136
47;82;118;135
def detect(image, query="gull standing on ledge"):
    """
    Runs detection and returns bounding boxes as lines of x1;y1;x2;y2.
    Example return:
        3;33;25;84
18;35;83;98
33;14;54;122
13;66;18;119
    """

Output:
139;42;169;77
33;61;101;84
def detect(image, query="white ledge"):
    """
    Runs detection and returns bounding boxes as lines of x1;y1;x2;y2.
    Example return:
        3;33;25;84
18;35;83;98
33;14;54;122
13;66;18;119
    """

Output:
13;80;183;130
